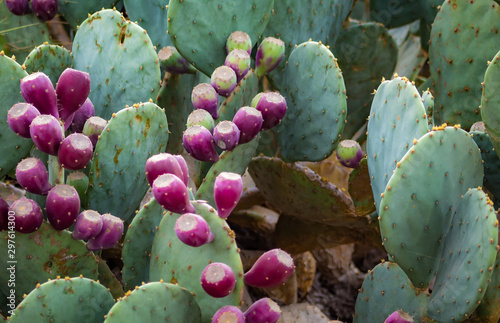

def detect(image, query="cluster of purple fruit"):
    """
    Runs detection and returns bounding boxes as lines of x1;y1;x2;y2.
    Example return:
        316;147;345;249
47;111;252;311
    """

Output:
5;0;58;22
212;298;281;323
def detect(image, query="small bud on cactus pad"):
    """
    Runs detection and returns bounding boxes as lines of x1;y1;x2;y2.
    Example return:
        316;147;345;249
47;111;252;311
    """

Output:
7;103;40;138
71;210;103;241
20;72;58;118
152;173;195;214
0;197;8;231
86;213;123;250
244;248;294;288
226;31;252;55
16;157;52;195
29;114;64;156
213;121;240;151
158;46;197;74
46;184;80;230
183;125;219;163
145;153;186;186
56;68;91;129
214;172;243;219
58;133;93;170
384;310;414;323
175;213;214;247
187;108;215;133
255;37;285;77
201;262;236;298
82;116;107;147
211;305;245;323
244;298;281;323
336;140;363;169
255;92;287;130
211;66;237;97
10;198;43;234
5;0;31;15
30;0;58;21
225;49;251;82
232;106;263;144
191;83;219;119
70;98;94;133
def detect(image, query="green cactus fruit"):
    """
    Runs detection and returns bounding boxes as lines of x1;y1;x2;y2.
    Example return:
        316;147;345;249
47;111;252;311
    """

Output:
86;102;169;223
278;41;347;162
422;88;435;129
23;44;74;86
97;257;125;299
254;37;285;78
58;0;122;30
370;0;421;28
0;53;33;179
0;222;99;310
66;171;89;207
367;76;428;214
72;9;161;120
149;201;244;322
104;282;201;322
353;262;429;322
379;127;483;288
8;277;114;323
167;0;274;76
187;109;215;133
158;46;197;74
429;0;500;129
333;21;398;139
481;50;500;159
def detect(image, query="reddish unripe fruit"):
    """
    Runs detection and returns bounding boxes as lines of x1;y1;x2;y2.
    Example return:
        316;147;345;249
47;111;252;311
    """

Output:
175;213;214;247
173;155;189;187
30;114;64;156
145;153;185;186
10;198;43;234
5;0;31;15
244;248;294;289
58;133;93;170
152;174;195;214
16;157;52;195
7;103;40;138
255;92;287;130
0;198;8;231
214;172;243;219
56;68;91;130
46;185;80;230
183;125;219;163
213;121;240;151
232;106;263;144
191;83;219;119
385;310;414;323
211;66;237;97
225;49;251;83
20;72;58;118
244;298;281;323
71;210;103;241
86;213;124;250
211;305;244;323
31;0;58;21
201;262;236;298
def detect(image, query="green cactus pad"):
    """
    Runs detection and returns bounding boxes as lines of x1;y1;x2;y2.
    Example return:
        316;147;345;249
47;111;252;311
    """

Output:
0;54;33;179
470;129;500;201
104;282;201;322
472;251;500;322
149;201;243;323
429;0;500;128
97;258;125;299
425;188;498;321
122;198;165;291
59;0;123;30
167;0;274;76
9;277;114;323
367;76;428;214
379;127;483;288
217;70;259;122
370;0;421;28
73;9;161;120
0;222;99;308
278;41;347;162
333;22;398;139
422;88;435;129
23;44;74;86
86;102;169;222
353;261;429;322
481;50;500;159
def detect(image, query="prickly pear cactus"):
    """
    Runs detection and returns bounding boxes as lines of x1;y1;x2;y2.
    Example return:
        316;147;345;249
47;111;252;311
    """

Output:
23;44;74;86
481;50;500;159
278;41;347;162
58;0;123;30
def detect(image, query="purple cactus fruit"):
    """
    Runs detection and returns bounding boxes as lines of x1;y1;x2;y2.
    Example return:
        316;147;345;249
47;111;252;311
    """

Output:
175;213;214;247
20;72;58;118
232;106;263;144
336;140;363;169
244;298;281;323
82;116;107;147
152;173;196;214
46;184;80;230
251;92;267;109
0;198;10;231
7;103;40;138
183;125;219;163
29;114;64;156
30;0;58;21
145;153;186;186
5;0;31;15
214;172;243;219
213;121;240;151
211;305;245;323
226;31;252;55
58;133;93;170
158;46;197;74
211;66;237;97
255;37;285;78
200;262;236;298
191;83;219;119
187;109;215;133
10;198;43;234
225;49;251;83
56;68;91;130
16;157;52;195
173;155;189;187
255;92;287;130
69;98;94;133
244;248;295;288
86;213;124;250
385;310;414;323
71;210;103;241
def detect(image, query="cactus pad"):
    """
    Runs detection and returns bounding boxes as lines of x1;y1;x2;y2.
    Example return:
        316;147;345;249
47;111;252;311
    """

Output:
481;50;500;159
